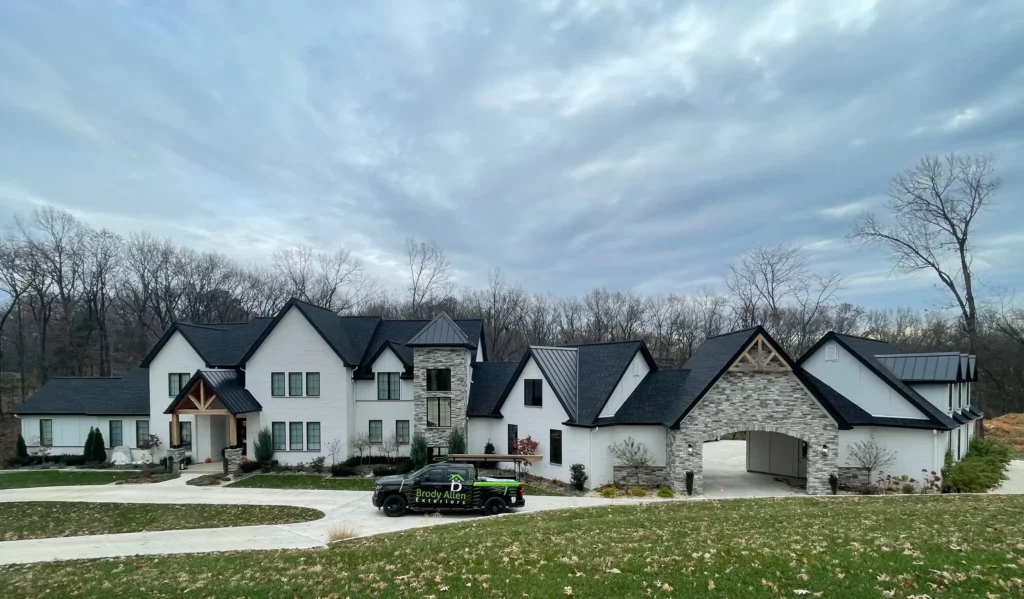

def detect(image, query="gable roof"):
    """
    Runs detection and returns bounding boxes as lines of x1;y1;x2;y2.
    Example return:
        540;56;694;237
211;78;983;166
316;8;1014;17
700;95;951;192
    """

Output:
468;361;520;417
406;313;476;349
354;318;484;377
798;332;957;430
140;319;273;368
163;369;261;415
15;368;150;416
801;372;944;430
239;298;371;366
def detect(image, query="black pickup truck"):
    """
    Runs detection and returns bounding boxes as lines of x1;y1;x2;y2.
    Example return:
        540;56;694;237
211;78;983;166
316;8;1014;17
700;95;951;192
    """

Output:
372;461;525;517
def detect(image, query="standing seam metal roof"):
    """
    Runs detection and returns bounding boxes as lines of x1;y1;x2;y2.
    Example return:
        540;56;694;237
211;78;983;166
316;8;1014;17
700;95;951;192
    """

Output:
531;347;579;421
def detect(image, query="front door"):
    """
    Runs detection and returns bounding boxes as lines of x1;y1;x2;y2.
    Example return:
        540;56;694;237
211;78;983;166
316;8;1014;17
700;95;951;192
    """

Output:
236;418;247;455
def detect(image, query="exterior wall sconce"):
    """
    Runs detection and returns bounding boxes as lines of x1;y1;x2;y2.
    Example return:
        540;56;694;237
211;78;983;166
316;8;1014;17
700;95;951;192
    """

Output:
686;443;693;455
821;444;829;458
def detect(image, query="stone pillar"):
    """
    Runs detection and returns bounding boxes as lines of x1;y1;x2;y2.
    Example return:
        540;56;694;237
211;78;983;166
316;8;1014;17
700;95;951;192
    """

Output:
224;447;243;474
413;347;470;449
167;447;186;472
804;433;839;495
666;429;703;495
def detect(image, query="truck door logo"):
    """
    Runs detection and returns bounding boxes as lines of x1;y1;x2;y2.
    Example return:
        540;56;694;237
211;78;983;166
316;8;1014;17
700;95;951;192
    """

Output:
449;473;465;492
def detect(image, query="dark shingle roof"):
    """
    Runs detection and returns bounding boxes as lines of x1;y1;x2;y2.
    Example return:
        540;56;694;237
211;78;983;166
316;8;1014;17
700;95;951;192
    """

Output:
605;368;692;425
356;318;483;376
876;352;964;382
468;362;519;417
164;370;261;415
531;347;579;421
571;341;649;424
141;319;273;368
800;372;943;430
15;368;150;416
406;313;476;348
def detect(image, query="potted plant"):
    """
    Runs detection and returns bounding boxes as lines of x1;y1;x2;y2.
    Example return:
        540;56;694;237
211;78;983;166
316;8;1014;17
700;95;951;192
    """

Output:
685;471;695;496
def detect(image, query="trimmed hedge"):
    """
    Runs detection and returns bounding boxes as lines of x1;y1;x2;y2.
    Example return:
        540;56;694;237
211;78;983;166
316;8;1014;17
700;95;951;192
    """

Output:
330;464;356;477
943;438;1012;493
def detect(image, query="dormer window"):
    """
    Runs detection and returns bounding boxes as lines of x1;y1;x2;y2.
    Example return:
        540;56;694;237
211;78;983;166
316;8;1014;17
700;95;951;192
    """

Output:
525;379;543;407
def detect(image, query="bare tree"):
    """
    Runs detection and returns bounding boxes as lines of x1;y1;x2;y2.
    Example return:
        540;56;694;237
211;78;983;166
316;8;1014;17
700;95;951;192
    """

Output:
851;153;998;353
405;238;452;317
379;433;399;463
609;437;653;486
847;439;897;475
273;244;376;313
82;229;122;375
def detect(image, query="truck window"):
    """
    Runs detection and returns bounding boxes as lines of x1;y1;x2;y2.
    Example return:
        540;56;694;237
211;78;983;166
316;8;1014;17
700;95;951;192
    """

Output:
422;467;448;482
451;464;473;481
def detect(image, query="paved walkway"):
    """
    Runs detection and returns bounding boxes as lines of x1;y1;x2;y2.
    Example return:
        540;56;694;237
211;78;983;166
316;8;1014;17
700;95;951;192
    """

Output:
994;460;1024;494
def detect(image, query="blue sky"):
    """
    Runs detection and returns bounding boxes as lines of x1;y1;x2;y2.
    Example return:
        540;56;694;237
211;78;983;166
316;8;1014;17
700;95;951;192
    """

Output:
0;0;1021;308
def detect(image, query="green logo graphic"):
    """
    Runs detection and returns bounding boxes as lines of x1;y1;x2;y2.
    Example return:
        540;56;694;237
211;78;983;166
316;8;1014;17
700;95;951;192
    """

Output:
449;473;465;482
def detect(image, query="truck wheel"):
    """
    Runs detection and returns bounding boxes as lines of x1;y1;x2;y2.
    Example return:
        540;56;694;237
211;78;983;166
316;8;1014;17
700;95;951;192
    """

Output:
483;497;506;516
383;495;407;517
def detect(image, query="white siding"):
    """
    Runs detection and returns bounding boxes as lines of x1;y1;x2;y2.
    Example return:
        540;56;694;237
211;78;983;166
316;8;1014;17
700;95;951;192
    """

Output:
353;400;414;457
840;426;943;479
802;342;925;419
911;383;951;413
476;342;484;363
600;351;650;418
468;417;506;454
147;331;206;460
21;415;149;459
245;306;352;465
590;425;666;487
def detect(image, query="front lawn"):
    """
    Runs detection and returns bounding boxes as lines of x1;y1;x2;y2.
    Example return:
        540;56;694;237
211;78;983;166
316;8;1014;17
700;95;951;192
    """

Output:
4;495;1023;598
0;502;323;541
228;473;375;491
0;470;136;490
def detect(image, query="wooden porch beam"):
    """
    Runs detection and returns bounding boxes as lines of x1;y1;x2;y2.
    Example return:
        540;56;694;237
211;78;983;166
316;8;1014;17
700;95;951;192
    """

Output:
174;409;231;415
229;417;237;446
171;412;180;445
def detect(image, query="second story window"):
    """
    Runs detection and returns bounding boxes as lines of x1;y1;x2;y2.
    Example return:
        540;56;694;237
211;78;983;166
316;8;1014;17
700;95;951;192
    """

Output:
378;372;400;400
168;373;190;397
525;379;543;407
271;373;285;397
427;397;451;428
288;372;303;396
306;373;321;397
426;368;451;392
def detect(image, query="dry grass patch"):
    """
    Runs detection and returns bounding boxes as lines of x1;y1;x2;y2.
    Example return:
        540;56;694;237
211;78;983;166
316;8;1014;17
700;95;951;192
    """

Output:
326;523;360;543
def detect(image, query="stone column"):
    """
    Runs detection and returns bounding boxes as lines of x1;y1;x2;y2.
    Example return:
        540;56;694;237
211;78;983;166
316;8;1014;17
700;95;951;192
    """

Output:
413;348;469;449
167;447;186;472
804;432;839;495
224;447;243;474
666;429;703;495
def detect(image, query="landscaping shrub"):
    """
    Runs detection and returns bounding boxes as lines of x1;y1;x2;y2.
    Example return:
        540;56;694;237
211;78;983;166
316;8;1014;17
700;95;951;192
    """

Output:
630;486;646;497
254;427;275;466
341;455;396;467
59;454;88;466
186;473;229;486
372;466;398;476
829;472;839;495
483;440;497;468
569;463;588;491
448;427;467;455
685;471;695;496
308;456;326;473
240;460;261;473
16;434;28;459
88;428;107;463
943;439;1012;493
600;487;617;498
330;464;356;477
84;428;95;460
657;486;674;498
901;483;916;494
394;457;414;474
410;433;428;469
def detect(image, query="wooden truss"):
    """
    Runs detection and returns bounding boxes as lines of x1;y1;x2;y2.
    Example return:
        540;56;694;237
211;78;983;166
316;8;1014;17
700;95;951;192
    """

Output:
728;334;791;372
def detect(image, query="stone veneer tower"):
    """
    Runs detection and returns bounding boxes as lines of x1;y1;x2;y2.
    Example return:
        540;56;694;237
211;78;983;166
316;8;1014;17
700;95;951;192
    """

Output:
406;313;474;450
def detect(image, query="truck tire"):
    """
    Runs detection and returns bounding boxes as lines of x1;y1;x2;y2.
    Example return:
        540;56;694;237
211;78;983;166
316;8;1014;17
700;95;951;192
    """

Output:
483;496;506;516
383;494;407;517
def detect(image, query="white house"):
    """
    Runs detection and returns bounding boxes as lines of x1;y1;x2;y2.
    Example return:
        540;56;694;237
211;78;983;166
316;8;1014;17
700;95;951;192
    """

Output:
16;300;980;495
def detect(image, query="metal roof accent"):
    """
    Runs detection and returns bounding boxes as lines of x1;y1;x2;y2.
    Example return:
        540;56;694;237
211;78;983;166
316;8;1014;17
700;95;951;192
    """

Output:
406;312;476;348
531;346;579;421
164;370;261;415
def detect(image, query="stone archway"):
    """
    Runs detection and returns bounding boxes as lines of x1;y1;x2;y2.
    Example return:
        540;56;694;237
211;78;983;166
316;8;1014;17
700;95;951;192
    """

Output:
665;335;840;496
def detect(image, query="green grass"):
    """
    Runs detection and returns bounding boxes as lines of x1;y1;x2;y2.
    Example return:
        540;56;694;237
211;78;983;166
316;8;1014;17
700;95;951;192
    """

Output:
521;483;564;496
0;502;323;541
0;470;136;490
4;495;1024;598
228;473;376;490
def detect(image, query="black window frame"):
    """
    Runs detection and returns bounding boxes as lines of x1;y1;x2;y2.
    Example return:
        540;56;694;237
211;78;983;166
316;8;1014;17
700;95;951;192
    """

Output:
109;420;123;448
378;372;401;400
306;422;321;451
369;420;383;444
136;420;149;448
525;379;543;407
426;368;451;392
426;397;451;428
396;420;410;444
508;424;518;454
550;429;562;465
289;422;303;450
178;421;192;451
39;418;53;446
271;372;286;397
305;372;321;397
168;373;190;397
288;372;303;396
272;421;286;451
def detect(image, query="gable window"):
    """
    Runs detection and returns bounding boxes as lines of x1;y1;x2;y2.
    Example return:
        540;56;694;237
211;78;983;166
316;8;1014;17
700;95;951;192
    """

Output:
306;422;321;451
378;372;401;400
396;420;410;444
288;372;303;396
550;429;562;465
39;419;53;446
369;420;383;443
825;344;838;361
426;398;451;428
168;373;190;397
525;379;543;407
426;368;451;392
136;420;149;447
507;424;518;454
289;422;303;450
271;373;286;397
178;421;192;451
306;373;321;397
109;420;123;448
272;422;286;451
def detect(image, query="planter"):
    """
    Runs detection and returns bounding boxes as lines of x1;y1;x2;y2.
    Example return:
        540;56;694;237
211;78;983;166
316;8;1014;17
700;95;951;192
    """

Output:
685;471;694;496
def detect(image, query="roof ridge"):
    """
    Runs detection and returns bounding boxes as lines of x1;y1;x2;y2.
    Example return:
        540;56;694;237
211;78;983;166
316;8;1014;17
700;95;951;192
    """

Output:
833;331;895;343
561;339;642;347
531;345;578;351
49;376;125;380
704;326;759;340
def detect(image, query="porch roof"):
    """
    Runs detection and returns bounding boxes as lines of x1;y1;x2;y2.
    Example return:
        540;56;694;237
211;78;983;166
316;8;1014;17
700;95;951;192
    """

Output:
163;370;261;415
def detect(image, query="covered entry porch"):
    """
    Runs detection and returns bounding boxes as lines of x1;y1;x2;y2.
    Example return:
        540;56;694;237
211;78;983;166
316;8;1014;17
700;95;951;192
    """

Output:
164;370;261;467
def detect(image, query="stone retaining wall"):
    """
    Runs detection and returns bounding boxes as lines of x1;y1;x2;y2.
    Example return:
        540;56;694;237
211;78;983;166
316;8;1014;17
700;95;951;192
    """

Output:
613;465;667;487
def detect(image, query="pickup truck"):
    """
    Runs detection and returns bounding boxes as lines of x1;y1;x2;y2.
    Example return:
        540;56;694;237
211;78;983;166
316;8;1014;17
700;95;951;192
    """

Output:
372;461;525;517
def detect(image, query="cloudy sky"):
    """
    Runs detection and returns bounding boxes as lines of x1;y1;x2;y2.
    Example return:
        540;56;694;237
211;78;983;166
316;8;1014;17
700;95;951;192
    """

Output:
0;0;1021;308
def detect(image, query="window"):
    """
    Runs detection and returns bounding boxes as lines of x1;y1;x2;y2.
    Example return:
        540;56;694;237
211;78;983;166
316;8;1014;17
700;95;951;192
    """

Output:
507;424;518;454
958;384;963;409
426;368;451;392
289;422;303;450
550;429;562;465
168;373;190;396
423;465;448;481
369;420;383;443
271;373;285;397
306;422;321;451
426;397;451;428
39;419;52;446
396;420;410;444
378;372;401;400
179;421;192;450
525;379;543;407
427;447;448;462
136;420;149;447
306;372;320;397
825;344;838;361
289;372;303;396
109;420;123;448
272;422;286;450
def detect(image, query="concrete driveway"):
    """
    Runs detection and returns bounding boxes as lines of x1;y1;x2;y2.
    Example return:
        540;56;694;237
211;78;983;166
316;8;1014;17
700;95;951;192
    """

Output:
701;440;803;498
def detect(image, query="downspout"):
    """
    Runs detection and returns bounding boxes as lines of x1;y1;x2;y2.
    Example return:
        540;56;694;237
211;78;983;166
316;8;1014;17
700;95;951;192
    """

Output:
932;429;937;474
590;426;598;490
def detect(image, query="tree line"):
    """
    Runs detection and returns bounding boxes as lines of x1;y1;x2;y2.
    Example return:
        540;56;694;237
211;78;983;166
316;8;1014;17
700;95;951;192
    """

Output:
1;153;1021;417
